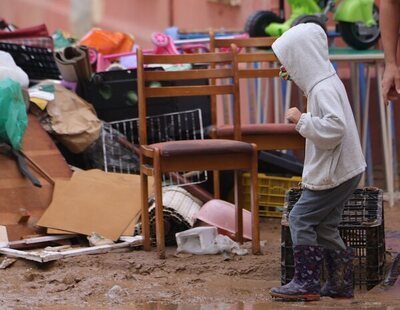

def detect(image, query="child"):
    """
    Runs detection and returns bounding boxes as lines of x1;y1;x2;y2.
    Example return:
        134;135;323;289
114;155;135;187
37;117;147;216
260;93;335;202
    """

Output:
270;23;366;301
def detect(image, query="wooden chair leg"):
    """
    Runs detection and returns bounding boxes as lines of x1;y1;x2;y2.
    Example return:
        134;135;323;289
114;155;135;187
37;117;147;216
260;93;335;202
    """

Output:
213;170;221;199
154;151;166;259
140;170;151;251
250;146;260;254
234;169;244;244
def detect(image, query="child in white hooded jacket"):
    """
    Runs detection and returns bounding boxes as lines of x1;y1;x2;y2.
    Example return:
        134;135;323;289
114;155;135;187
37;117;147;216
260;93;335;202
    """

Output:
269;23;366;301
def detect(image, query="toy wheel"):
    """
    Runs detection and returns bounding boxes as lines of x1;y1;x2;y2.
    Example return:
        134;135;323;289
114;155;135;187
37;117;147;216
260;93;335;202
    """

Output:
338;4;380;50
291;14;327;32
245;11;284;37
151;32;169;47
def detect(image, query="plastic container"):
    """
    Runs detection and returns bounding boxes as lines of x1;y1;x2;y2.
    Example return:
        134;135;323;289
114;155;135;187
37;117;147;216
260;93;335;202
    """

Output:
283;187;384;227
176;226;218;255
258;150;303;176
82;66;211;124
242;173;301;218
281;187;386;290
194;199;252;240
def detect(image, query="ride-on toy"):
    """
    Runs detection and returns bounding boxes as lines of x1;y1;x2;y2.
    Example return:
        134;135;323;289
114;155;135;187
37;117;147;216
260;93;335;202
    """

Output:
245;0;380;50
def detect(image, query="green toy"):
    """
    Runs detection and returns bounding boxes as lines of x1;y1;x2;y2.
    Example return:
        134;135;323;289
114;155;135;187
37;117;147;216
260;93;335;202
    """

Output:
245;0;380;50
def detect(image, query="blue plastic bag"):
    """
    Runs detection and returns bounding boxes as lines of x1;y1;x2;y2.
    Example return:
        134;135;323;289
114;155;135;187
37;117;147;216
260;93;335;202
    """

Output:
0;78;28;150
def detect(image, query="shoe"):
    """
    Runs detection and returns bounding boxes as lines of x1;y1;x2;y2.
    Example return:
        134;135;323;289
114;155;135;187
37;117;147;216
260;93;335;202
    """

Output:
270;245;323;301
321;247;354;298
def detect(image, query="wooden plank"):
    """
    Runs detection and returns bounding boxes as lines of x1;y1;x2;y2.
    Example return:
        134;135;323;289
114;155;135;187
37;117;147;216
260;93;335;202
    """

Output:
144;68;233;81
239;69;280;79
145;85;234;97
7;234;78;248
143;52;233;64
0;236;143;263
0;114;72;240
0;226;8;248
237;53;277;62
214;37;277;48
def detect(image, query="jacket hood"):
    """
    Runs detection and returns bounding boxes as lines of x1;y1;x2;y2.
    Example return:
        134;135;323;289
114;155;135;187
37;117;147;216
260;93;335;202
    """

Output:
271;23;336;95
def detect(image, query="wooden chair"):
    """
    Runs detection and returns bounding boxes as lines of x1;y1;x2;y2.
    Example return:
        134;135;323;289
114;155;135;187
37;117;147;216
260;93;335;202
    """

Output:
207;34;304;203
209;33;305;151
137;48;259;258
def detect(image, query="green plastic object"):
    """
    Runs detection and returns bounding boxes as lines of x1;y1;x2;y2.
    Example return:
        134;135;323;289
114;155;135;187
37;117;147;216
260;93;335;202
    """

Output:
265;0;376;36
334;0;376;26
266;0;321;36
0;78;28;150
52;29;76;50
245;0;380;49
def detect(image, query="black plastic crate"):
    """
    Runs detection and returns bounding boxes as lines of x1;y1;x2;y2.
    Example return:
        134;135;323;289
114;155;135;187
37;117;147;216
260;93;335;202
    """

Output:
281;187;385;290
283;187;383;226
0;42;60;81
82;66;211;126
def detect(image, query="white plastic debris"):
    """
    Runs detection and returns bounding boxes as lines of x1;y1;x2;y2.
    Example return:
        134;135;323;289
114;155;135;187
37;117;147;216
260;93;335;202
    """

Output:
0;257;16;269
87;232;114;246
176;227;218;255
175;226;248;256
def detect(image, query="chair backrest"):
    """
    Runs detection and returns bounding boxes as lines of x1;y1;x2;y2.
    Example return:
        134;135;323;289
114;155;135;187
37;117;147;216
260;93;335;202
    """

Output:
209;32;286;124
136;48;242;145
210;32;280;82
232;44;279;78
210;32;276;53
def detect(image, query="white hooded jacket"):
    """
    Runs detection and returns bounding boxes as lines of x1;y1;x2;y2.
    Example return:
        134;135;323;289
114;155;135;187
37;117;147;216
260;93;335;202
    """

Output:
271;23;366;190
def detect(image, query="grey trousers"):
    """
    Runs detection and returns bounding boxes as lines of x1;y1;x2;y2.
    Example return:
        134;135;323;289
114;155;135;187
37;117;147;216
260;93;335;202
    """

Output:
288;173;362;250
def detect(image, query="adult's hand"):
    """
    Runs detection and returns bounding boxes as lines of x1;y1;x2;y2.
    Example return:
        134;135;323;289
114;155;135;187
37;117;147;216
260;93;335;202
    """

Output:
382;63;400;104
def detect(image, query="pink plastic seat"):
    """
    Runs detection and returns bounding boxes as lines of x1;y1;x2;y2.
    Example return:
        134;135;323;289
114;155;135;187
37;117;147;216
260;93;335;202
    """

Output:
195;199;252;241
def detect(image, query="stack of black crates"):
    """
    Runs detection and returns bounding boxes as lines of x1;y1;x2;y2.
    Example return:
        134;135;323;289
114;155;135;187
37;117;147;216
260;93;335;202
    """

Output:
281;187;385;290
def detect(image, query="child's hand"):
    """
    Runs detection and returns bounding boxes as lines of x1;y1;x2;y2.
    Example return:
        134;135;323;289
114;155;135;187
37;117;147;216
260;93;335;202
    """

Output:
286;107;302;124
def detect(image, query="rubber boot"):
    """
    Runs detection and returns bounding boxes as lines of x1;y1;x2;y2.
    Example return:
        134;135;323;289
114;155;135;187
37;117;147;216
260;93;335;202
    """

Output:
321;247;354;298
270;245;323;301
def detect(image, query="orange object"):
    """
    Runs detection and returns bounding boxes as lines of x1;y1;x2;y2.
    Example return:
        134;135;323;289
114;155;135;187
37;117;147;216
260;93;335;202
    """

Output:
79;28;134;55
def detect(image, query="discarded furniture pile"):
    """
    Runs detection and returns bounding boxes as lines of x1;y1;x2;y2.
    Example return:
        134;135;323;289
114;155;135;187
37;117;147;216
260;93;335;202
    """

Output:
0;20;390;292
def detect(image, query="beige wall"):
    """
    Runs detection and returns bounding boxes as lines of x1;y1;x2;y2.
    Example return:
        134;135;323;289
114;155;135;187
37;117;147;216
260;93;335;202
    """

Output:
0;0;278;47
0;0;70;32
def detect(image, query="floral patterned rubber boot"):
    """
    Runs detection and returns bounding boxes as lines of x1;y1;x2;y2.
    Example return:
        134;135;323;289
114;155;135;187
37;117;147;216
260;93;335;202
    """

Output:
321;247;354;298
270;245;323;301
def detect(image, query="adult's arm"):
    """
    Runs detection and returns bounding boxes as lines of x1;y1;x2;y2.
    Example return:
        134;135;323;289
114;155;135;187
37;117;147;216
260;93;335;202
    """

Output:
380;0;400;102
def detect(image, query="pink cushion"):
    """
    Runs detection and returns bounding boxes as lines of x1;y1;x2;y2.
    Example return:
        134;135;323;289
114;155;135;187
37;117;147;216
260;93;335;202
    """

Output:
216;123;298;136
149;139;253;157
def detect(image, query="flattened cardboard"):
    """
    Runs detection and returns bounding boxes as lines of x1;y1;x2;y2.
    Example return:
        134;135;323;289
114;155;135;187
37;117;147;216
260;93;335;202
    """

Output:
121;212;141;236
37;170;151;240
46;228;75;234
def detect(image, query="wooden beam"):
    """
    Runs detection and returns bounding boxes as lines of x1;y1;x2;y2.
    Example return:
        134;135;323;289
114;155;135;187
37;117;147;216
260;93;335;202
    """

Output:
0;236;143;263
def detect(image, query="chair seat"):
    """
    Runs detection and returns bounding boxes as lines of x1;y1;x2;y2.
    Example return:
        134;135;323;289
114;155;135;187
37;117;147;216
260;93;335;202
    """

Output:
216;123;298;136
149;139;253;157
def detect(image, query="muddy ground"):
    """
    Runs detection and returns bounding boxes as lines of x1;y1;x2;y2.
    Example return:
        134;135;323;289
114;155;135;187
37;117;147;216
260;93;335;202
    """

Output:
1;200;400;309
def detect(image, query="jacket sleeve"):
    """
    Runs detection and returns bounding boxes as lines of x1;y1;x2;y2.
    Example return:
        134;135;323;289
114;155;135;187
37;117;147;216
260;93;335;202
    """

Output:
295;89;346;150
